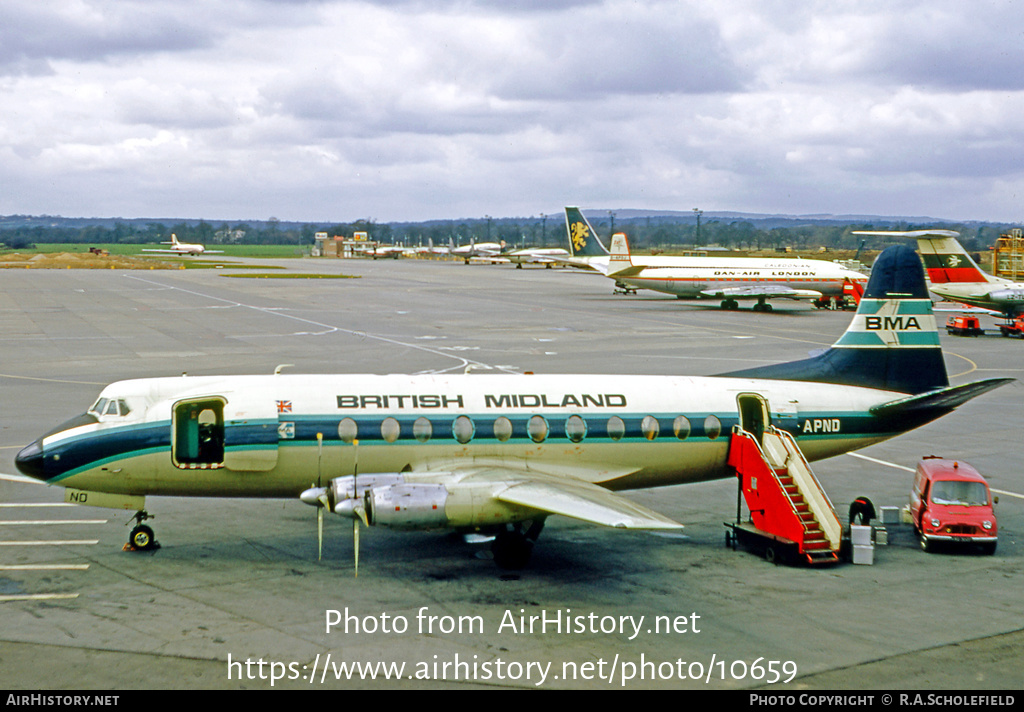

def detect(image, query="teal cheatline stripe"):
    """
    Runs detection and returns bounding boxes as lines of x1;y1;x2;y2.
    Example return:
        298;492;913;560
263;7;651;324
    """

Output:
855;298;933;316
833;331;941;348
893;300;935;315
855;299;886;315
833;332;887;347
898;331;942;346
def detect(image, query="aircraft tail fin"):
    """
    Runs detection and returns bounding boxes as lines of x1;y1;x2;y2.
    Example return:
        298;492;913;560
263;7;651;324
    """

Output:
721;244;949;394
853;230;1000;285
607;233;636;275
564;207;610;257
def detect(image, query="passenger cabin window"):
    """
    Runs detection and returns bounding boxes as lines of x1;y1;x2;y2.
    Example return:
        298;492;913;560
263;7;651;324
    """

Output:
453;415;474;444
641;416;660;441
381;417;400;443
338;418;358;444
173;398;225;469
673;416;691;440
607;416;625;441
413;417;432;443
565;415;587;443
493;417;513;443
528;415;548;443
704;415;722;440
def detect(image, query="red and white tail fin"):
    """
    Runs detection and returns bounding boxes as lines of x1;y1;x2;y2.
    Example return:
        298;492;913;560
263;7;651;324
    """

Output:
854;230;1001;284
608;233;633;275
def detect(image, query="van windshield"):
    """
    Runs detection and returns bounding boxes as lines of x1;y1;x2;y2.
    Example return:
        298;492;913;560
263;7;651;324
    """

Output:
930;480;989;506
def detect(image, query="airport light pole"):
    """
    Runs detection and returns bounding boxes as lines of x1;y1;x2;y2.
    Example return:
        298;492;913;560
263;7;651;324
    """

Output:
693;208;703;247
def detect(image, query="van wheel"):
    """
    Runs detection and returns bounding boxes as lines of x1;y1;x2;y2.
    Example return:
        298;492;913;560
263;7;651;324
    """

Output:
981;542;997;556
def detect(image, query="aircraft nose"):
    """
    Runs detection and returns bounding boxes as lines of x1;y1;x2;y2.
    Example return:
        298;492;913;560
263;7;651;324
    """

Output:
15;439;46;481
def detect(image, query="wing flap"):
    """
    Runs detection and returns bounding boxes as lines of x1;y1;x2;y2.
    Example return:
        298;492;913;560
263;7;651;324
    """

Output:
495;478;683;530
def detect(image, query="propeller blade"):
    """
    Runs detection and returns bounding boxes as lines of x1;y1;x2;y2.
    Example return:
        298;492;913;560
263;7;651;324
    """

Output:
317;506;324;561
353;518;360;577
300;485;333;562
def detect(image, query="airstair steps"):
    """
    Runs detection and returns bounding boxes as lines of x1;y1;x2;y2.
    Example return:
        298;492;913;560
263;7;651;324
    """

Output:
726;425;842;565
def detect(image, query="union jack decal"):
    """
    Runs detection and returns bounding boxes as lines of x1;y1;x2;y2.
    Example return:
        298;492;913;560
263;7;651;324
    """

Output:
276;400;292;414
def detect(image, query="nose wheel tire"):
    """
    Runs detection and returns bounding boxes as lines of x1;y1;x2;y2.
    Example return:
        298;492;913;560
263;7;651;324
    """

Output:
126;510;160;552
129;524;159;551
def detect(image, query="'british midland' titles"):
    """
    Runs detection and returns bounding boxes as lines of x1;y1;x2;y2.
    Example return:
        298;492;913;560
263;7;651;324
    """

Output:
337;394;628;409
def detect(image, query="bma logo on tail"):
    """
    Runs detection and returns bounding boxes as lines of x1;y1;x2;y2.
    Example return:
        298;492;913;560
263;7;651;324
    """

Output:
836;298;938;349
865;315;922;331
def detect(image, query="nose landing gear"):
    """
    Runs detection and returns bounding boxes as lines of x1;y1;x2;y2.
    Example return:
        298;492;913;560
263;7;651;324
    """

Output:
125;510;160;552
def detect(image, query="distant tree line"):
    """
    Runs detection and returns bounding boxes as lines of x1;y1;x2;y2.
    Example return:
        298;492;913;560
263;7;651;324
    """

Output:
0;213;1013;254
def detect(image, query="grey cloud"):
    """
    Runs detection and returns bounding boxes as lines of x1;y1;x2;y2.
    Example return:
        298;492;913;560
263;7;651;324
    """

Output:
0;3;215;75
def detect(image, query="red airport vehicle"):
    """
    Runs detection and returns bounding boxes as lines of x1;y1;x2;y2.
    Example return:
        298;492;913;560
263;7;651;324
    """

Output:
998;315;1024;338
945;315;984;336
909;456;998;555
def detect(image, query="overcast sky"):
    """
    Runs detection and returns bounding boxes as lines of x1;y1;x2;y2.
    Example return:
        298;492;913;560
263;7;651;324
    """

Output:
3;0;1024;223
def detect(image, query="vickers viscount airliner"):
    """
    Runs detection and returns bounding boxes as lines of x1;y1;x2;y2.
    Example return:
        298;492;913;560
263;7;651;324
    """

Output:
15;246;1009;571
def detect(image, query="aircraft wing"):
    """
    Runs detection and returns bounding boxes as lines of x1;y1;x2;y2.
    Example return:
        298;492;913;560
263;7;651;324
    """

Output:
456;468;683;530
699;284;822;301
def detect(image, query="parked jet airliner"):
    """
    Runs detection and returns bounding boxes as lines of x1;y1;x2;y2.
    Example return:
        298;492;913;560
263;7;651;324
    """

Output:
15;246;1008;570
854;229;1024;317
565;208;867;310
142;234;223;256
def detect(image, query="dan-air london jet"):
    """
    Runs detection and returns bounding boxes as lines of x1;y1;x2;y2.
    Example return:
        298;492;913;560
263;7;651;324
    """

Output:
142;234;223;256
854;230;1024;317
15;246;1009;571
566;208;868;311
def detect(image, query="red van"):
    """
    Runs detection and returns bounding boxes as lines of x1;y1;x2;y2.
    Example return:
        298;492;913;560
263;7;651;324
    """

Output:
910;457;997;554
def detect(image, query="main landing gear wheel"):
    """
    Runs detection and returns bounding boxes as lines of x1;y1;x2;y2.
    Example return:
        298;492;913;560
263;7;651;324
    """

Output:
720;299;740;310
491;520;545;570
752;302;773;312
126;511;160;552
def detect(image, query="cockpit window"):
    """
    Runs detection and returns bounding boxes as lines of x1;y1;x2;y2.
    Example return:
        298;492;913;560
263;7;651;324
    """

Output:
89;397;131;417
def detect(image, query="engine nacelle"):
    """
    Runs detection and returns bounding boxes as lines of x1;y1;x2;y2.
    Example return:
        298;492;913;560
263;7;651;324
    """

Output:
365;483;449;529
990;289;1024;302
319;474;537;530
326;473;405;511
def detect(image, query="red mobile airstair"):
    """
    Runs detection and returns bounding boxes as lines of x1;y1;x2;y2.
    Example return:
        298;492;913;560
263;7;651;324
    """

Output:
725;425;842;565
